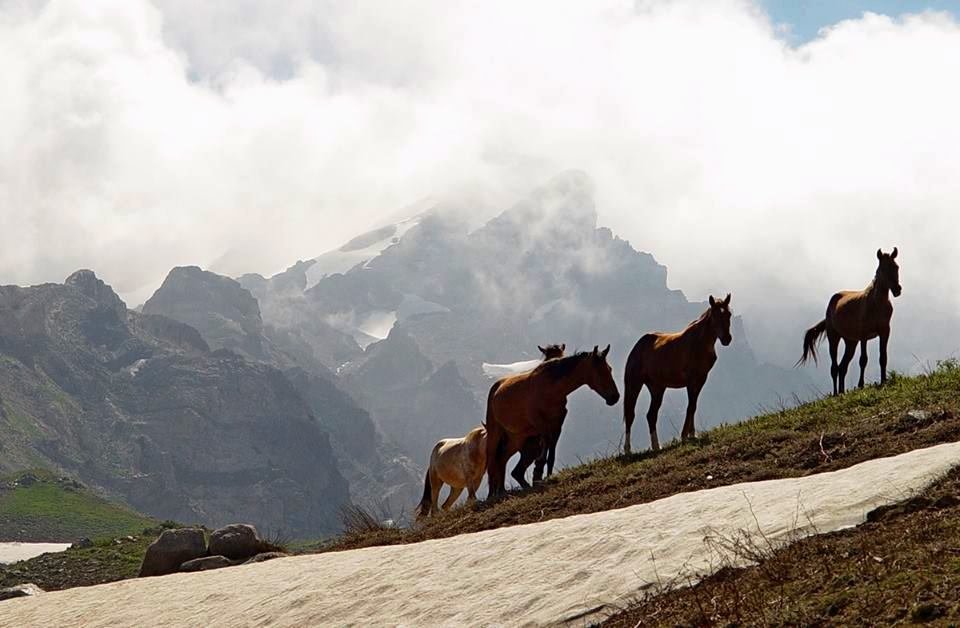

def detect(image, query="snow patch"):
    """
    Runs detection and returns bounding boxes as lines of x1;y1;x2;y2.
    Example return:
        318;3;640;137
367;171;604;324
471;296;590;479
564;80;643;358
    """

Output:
126;359;148;377
0;543;70;565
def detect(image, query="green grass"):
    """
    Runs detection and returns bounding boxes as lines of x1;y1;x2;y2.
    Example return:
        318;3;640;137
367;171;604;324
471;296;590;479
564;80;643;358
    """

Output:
0;469;156;542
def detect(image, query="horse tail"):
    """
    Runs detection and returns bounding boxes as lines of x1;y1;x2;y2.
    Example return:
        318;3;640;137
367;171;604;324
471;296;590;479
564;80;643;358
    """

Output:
415;468;432;518
797;320;827;366
483;379;502;428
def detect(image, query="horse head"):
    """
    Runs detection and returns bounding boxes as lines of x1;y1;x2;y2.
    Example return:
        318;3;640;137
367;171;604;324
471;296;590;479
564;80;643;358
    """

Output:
585;345;620;406
708;294;733;346
538;343;565;360
876;248;901;297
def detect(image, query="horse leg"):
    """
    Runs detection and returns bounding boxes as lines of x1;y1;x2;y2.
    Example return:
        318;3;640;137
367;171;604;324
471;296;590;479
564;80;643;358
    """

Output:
546;430;560;478
485;422;506;499
857;339;868;389
622;377;643;455
879;330;890;386
837;339;856;394
441;486;463;510
646;386;665;452
466;484;478;504
429;469;443;516
827;329;840;396
511;438;538;489
681;381;704;442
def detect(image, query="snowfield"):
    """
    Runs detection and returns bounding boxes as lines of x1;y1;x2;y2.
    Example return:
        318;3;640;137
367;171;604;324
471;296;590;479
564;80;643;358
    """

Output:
304;216;422;289
4;442;960;627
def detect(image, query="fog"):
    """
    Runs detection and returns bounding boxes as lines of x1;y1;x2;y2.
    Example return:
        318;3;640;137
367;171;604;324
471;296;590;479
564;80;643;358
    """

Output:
1;0;958;368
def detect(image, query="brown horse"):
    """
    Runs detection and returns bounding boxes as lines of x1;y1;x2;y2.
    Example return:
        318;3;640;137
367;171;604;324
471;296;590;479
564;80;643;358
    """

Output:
486;346;620;498
622;295;733;454
510;344;567;487
416;426;487;518
798;248;901;395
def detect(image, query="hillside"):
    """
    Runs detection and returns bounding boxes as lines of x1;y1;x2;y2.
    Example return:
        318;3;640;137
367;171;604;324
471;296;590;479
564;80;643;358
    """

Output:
0;470;154;542
328;360;960;551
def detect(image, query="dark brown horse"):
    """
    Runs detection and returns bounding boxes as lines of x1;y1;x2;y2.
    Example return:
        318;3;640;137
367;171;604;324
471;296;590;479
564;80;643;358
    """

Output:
622;295;733;454
798;248;901;395
510;344;566;487
486;346;620;498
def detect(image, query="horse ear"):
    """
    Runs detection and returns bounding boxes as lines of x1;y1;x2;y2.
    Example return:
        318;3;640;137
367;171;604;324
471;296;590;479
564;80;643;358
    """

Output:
877;248;883;260
723;293;731;306
891;247;898;259
600;344;610;359
592;345;599;355
560;343;565;351
709;295;716;306
538;345;546;354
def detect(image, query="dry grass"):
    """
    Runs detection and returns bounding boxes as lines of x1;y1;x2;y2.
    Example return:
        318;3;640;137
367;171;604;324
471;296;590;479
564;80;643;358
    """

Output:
320;361;960;554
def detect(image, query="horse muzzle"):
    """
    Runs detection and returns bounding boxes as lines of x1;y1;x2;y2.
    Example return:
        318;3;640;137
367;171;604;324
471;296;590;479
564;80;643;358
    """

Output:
892;286;902;297
720;335;732;346
605;392;620;406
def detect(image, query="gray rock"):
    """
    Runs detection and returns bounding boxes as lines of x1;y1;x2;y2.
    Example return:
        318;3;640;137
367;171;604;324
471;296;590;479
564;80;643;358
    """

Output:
242;551;289;565
208;524;264;560
180;555;234;572
70;537;93;550
139;528;207;577
0;583;44;601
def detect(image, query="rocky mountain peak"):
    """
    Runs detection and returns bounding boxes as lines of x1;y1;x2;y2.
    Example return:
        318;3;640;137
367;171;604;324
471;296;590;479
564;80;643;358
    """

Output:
64;269;127;319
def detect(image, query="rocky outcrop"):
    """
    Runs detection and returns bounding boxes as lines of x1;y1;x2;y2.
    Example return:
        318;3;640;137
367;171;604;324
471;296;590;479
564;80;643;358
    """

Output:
139;528;207;577
142;266;277;363
206;524;266;561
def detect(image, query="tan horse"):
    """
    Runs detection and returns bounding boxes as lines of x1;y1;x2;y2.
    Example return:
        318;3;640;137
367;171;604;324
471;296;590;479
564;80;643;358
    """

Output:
622;295;733;454
486;346;620;498
798;248;901;395
416;426;487;519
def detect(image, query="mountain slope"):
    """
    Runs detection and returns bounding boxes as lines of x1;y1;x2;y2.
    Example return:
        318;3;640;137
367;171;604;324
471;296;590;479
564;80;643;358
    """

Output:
144;266;421;512
0;271;349;536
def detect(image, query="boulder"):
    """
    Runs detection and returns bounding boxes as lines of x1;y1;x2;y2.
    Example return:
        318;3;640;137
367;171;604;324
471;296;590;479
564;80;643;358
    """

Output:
242;552;289;565
180;556;234;573
0;583;44;601
138;528;207;577
70;537;93;550
207;524;265;560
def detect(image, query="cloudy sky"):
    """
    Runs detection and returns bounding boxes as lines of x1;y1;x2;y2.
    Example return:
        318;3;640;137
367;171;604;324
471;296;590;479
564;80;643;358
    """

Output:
2;0;959;367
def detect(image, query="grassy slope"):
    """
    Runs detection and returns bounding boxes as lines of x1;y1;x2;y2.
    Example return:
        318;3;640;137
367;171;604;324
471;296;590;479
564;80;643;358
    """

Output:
0;469;156;542
327;362;960;552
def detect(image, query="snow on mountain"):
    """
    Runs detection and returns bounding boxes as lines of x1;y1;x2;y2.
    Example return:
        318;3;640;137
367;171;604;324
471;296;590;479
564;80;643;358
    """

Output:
304;215;423;290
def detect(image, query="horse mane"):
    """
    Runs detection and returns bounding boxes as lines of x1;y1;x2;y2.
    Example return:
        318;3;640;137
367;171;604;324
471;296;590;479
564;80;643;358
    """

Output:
533;351;591;380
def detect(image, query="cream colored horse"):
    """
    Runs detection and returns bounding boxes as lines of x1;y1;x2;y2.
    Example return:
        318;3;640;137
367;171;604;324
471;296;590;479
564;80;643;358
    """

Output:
416;426;487;518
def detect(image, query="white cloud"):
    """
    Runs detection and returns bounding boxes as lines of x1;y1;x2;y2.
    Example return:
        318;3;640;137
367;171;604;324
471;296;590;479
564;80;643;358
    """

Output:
1;0;958;365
